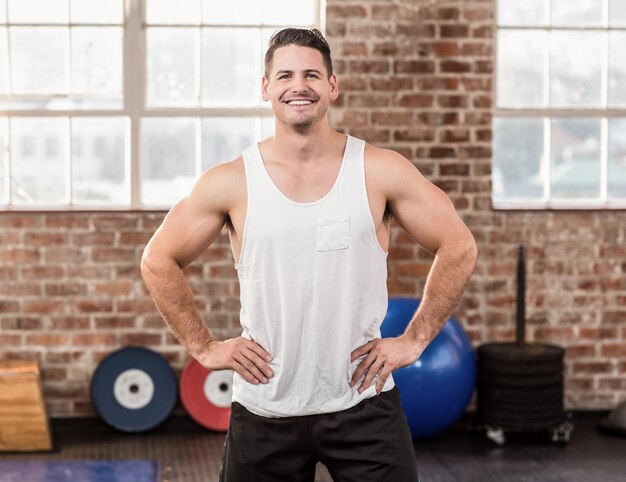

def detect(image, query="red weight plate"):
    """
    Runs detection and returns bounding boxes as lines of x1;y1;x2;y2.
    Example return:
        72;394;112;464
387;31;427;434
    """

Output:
180;358;233;431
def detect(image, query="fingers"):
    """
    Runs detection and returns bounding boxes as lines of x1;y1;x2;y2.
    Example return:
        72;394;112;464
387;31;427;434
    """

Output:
357;356;384;393
243;345;274;379
234;340;274;385
350;345;377;388
233;359;267;385
351;341;373;362
244;338;273;363
206;337;275;386
350;339;399;394
375;367;393;394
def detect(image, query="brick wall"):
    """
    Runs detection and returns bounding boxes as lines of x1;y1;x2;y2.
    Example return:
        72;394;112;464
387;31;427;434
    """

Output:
0;0;624;416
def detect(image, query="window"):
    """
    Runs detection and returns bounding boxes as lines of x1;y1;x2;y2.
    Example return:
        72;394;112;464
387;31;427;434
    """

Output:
0;0;321;209
493;0;626;209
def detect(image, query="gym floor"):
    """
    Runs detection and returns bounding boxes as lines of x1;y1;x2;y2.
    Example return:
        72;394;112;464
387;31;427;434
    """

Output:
0;414;625;482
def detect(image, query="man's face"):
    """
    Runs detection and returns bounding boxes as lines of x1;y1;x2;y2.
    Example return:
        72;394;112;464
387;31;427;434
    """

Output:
262;45;338;131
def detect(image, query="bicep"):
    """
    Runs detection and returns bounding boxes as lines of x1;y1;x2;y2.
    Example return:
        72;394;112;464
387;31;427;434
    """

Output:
386;157;471;256
144;172;230;269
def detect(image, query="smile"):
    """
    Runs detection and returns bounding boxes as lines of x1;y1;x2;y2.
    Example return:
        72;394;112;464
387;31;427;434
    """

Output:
286;100;314;106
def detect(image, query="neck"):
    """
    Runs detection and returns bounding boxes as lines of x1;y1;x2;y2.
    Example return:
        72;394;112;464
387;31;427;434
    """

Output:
269;118;339;163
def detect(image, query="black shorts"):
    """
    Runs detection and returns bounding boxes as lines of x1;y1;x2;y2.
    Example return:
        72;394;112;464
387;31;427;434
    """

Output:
218;387;419;482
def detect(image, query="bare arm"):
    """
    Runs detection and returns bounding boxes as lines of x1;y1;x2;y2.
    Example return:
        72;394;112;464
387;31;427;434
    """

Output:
351;147;478;393
141;161;273;385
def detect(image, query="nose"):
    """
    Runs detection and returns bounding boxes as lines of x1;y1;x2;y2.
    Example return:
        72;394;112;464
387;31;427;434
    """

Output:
290;74;309;93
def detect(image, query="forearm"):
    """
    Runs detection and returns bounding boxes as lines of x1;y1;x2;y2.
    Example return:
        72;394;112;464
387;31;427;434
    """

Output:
403;239;477;351
141;253;214;359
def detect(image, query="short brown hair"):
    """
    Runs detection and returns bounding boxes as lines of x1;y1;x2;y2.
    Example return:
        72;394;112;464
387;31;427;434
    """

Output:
264;28;333;78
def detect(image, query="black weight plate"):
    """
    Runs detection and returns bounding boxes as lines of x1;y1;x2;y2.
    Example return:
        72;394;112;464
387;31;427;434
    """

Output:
483;407;565;419
478;373;563;388
478;397;563;412
478;387;563;404
478;360;563;376
482;411;565;426
478;385;563;397
90;346;178;433
478;342;564;363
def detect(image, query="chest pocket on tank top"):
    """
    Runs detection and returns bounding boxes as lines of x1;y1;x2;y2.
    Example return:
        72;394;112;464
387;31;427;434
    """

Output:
316;216;350;251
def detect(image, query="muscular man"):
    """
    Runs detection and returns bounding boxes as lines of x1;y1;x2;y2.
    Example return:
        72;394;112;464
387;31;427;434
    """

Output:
142;28;477;482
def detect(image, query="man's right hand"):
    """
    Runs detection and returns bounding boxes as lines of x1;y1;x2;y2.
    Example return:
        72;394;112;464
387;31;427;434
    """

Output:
199;337;274;385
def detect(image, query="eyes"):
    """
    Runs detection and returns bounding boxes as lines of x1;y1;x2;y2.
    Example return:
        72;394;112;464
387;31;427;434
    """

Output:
277;73;320;80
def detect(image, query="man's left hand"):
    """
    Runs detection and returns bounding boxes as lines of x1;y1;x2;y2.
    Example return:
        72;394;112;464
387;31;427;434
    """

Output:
349;335;422;394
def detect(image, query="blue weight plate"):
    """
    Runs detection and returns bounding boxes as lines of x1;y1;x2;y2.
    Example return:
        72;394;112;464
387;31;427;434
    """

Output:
90;346;178;433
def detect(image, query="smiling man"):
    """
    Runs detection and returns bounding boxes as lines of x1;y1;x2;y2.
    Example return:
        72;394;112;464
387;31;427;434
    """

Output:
142;28;477;482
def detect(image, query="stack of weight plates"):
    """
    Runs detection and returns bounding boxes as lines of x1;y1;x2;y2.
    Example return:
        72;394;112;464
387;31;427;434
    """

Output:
477;342;565;431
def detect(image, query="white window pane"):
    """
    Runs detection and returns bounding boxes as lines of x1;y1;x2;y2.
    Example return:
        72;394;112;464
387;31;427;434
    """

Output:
609;32;626;107
0;28;8;94
201;117;255;170
262;27;275;75
141;118;196;205
497;30;545;108
202;0;260;25
70;0;123;24
262;0;315;26
261;116;274;139
11;117;68;204
0;0;6;23
497;0;546;26
493;118;545;201
72;117;128;204
551;0;602;27
0;118;6;203
147;28;199;107
550;119;601;199
146;0;200;24
10;27;69;94
550;31;602;108
611;0;626;26
8;0;68;24
202;28;258;106
608;119;626;198
72;27;122;95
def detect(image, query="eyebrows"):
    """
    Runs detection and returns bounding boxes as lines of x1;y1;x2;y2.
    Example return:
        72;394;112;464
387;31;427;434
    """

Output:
274;69;323;78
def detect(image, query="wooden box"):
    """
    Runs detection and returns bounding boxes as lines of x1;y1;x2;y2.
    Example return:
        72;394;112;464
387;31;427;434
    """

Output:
0;360;52;451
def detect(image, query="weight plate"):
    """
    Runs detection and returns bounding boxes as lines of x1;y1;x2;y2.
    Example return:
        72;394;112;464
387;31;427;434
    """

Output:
478;342;564;363
180;358;233;431
478;360;563;376
478;386;563;403
90;346;177;433
483;412;565;427
478;372;563;388
478;396;563;412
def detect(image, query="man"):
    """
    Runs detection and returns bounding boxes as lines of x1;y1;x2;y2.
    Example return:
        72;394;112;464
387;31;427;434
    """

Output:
142;28;477;482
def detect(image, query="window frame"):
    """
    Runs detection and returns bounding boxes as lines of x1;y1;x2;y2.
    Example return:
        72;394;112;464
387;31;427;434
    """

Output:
492;0;626;210
0;0;325;211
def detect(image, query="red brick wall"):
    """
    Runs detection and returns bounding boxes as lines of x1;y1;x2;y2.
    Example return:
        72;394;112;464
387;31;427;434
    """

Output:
1;0;624;416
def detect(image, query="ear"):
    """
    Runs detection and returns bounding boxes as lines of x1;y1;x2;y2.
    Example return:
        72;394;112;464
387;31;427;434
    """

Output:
329;74;339;101
262;75;270;102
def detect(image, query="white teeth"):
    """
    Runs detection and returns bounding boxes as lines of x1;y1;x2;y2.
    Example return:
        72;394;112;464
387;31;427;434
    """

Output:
288;100;313;106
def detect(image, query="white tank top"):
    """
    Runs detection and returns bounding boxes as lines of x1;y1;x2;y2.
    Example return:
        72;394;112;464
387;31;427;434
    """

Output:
231;135;394;418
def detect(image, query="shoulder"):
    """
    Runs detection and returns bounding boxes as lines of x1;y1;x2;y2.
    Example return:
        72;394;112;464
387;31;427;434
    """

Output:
188;155;246;213
363;143;427;197
364;142;409;166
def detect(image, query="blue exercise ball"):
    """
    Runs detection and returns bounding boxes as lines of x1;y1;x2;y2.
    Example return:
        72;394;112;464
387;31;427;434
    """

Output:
381;297;476;439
